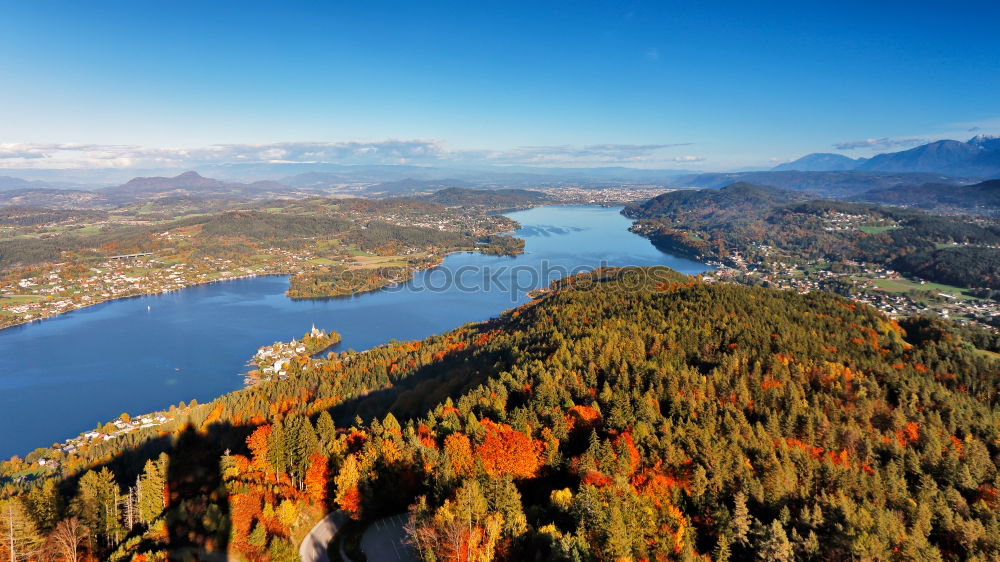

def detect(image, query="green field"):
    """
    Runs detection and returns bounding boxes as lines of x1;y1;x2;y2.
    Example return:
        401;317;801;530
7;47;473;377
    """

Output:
859;225;898;234
352;255;410;267
73;224;104;235
872;278;975;301
804;260;832;274
314;239;341;250
974;348;1000;361
1;294;43;304
135;201;158;214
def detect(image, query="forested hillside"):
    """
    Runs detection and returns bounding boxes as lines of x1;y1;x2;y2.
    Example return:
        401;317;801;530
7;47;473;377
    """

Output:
857;179;1000;214
2;267;998;560
626;184;1000;289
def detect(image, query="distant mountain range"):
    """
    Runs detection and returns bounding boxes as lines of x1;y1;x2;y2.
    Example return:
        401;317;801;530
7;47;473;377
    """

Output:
771;153;858;172
0;175;91;192
101;171;298;199
775;135;1000;177
0;171;328;209
671;170;969;198
0;171;551;209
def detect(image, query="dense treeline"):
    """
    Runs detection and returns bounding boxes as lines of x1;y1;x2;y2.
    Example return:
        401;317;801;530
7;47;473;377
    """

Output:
0;227;164;267
196;211;352;241
0;213;216;267
626;183;1000;288
476;234;525;256
287;265;416;298
345;221;473;254
629;183;809;219
0;207;108;227
893;246;1000;289
857;179;1000;213
2;267;998;560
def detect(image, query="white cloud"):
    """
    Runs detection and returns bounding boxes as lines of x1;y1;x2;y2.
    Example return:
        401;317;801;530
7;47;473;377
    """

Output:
0;139;696;169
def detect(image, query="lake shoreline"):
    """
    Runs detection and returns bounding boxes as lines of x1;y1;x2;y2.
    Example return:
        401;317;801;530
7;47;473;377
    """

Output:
0;222;527;333
0;272;290;334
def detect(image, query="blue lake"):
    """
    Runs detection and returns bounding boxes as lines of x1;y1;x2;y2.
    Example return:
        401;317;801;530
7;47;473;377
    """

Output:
0;206;707;459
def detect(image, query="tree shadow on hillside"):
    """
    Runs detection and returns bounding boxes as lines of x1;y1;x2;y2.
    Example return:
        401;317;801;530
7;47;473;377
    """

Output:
164;425;231;560
58;422;247;561
327;342;508;427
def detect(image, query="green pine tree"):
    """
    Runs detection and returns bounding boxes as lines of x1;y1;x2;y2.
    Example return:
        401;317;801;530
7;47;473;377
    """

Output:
248;520;267;548
757;520;794;562
315;410;337;453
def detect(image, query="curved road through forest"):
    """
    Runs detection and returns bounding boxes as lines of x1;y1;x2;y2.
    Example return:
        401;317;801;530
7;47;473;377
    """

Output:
299;510;346;562
300;511;416;562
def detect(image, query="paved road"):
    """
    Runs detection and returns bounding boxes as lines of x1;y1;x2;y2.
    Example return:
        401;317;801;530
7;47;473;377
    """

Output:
360;513;417;562
299;510;346;562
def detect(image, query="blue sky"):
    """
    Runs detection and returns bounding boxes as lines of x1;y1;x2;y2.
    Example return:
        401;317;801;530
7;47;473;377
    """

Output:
1;0;998;171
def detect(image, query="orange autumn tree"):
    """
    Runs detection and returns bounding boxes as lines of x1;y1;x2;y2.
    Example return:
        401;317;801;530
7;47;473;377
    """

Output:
474;420;542;479
229;492;263;550
304;453;329;505
444;433;474;476
566;405;601;432
334;454;362;518
613;432;641;475
246;425;273;473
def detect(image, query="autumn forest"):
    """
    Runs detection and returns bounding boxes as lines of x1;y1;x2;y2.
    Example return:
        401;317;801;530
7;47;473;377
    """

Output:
2;266;998;561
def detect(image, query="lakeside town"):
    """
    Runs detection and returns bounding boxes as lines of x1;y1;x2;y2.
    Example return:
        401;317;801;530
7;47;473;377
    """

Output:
539;184;674;205
627;203;1000;331
245;326;341;386
0;250;310;328
5;410;180;481
702;254;1000;330
0;199;522;330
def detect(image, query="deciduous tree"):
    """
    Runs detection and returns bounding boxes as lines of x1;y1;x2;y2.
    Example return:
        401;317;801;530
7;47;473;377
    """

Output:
48;517;86;562
0;498;41;562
